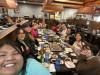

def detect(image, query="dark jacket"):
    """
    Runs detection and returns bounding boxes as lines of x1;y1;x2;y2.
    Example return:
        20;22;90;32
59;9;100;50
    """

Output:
15;38;36;57
76;56;100;75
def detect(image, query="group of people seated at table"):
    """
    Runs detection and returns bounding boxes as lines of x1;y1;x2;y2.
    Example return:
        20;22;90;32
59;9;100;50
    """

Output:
47;22;100;75
0;20;100;75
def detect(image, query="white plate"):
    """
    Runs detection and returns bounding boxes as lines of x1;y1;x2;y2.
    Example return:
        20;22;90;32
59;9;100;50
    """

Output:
71;53;76;56
65;48;73;53
65;61;76;68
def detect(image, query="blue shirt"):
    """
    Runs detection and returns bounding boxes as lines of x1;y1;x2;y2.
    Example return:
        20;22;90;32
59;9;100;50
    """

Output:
19;58;51;75
45;53;49;59
55;58;61;65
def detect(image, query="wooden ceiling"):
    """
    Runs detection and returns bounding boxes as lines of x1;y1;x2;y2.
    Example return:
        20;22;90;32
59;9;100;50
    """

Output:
17;0;100;8
0;0;97;8
17;0;84;8
0;0;99;13
0;0;99;8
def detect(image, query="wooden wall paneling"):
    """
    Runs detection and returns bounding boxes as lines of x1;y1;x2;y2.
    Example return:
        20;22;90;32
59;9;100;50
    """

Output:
84;0;95;3
90;21;100;30
43;4;64;11
66;19;87;26
54;0;83;4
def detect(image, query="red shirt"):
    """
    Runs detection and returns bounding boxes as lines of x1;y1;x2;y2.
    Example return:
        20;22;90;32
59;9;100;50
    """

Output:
51;26;58;33
31;28;38;38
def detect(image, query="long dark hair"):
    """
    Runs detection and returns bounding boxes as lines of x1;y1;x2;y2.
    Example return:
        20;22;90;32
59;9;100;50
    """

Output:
16;27;27;38
0;39;27;75
16;26;31;41
75;32;84;41
75;32;86;45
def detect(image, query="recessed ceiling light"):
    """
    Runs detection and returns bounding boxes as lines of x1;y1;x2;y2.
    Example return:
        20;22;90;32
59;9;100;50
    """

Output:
22;1;26;3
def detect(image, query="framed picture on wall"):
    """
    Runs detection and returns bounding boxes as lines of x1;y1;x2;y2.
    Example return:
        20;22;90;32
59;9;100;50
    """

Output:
50;14;55;19
2;8;8;14
14;8;20;13
14;6;20;14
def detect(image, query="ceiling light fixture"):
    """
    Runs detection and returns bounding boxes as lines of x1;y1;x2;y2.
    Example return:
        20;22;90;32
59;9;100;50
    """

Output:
22;1;26;3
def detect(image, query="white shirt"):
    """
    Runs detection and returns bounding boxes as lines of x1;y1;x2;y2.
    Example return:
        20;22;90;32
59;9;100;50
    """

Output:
73;41;84;55
61;29;67;37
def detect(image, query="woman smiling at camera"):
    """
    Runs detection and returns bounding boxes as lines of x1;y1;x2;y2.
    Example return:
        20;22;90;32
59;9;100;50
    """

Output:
73;32;85;55
0;39;51;75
